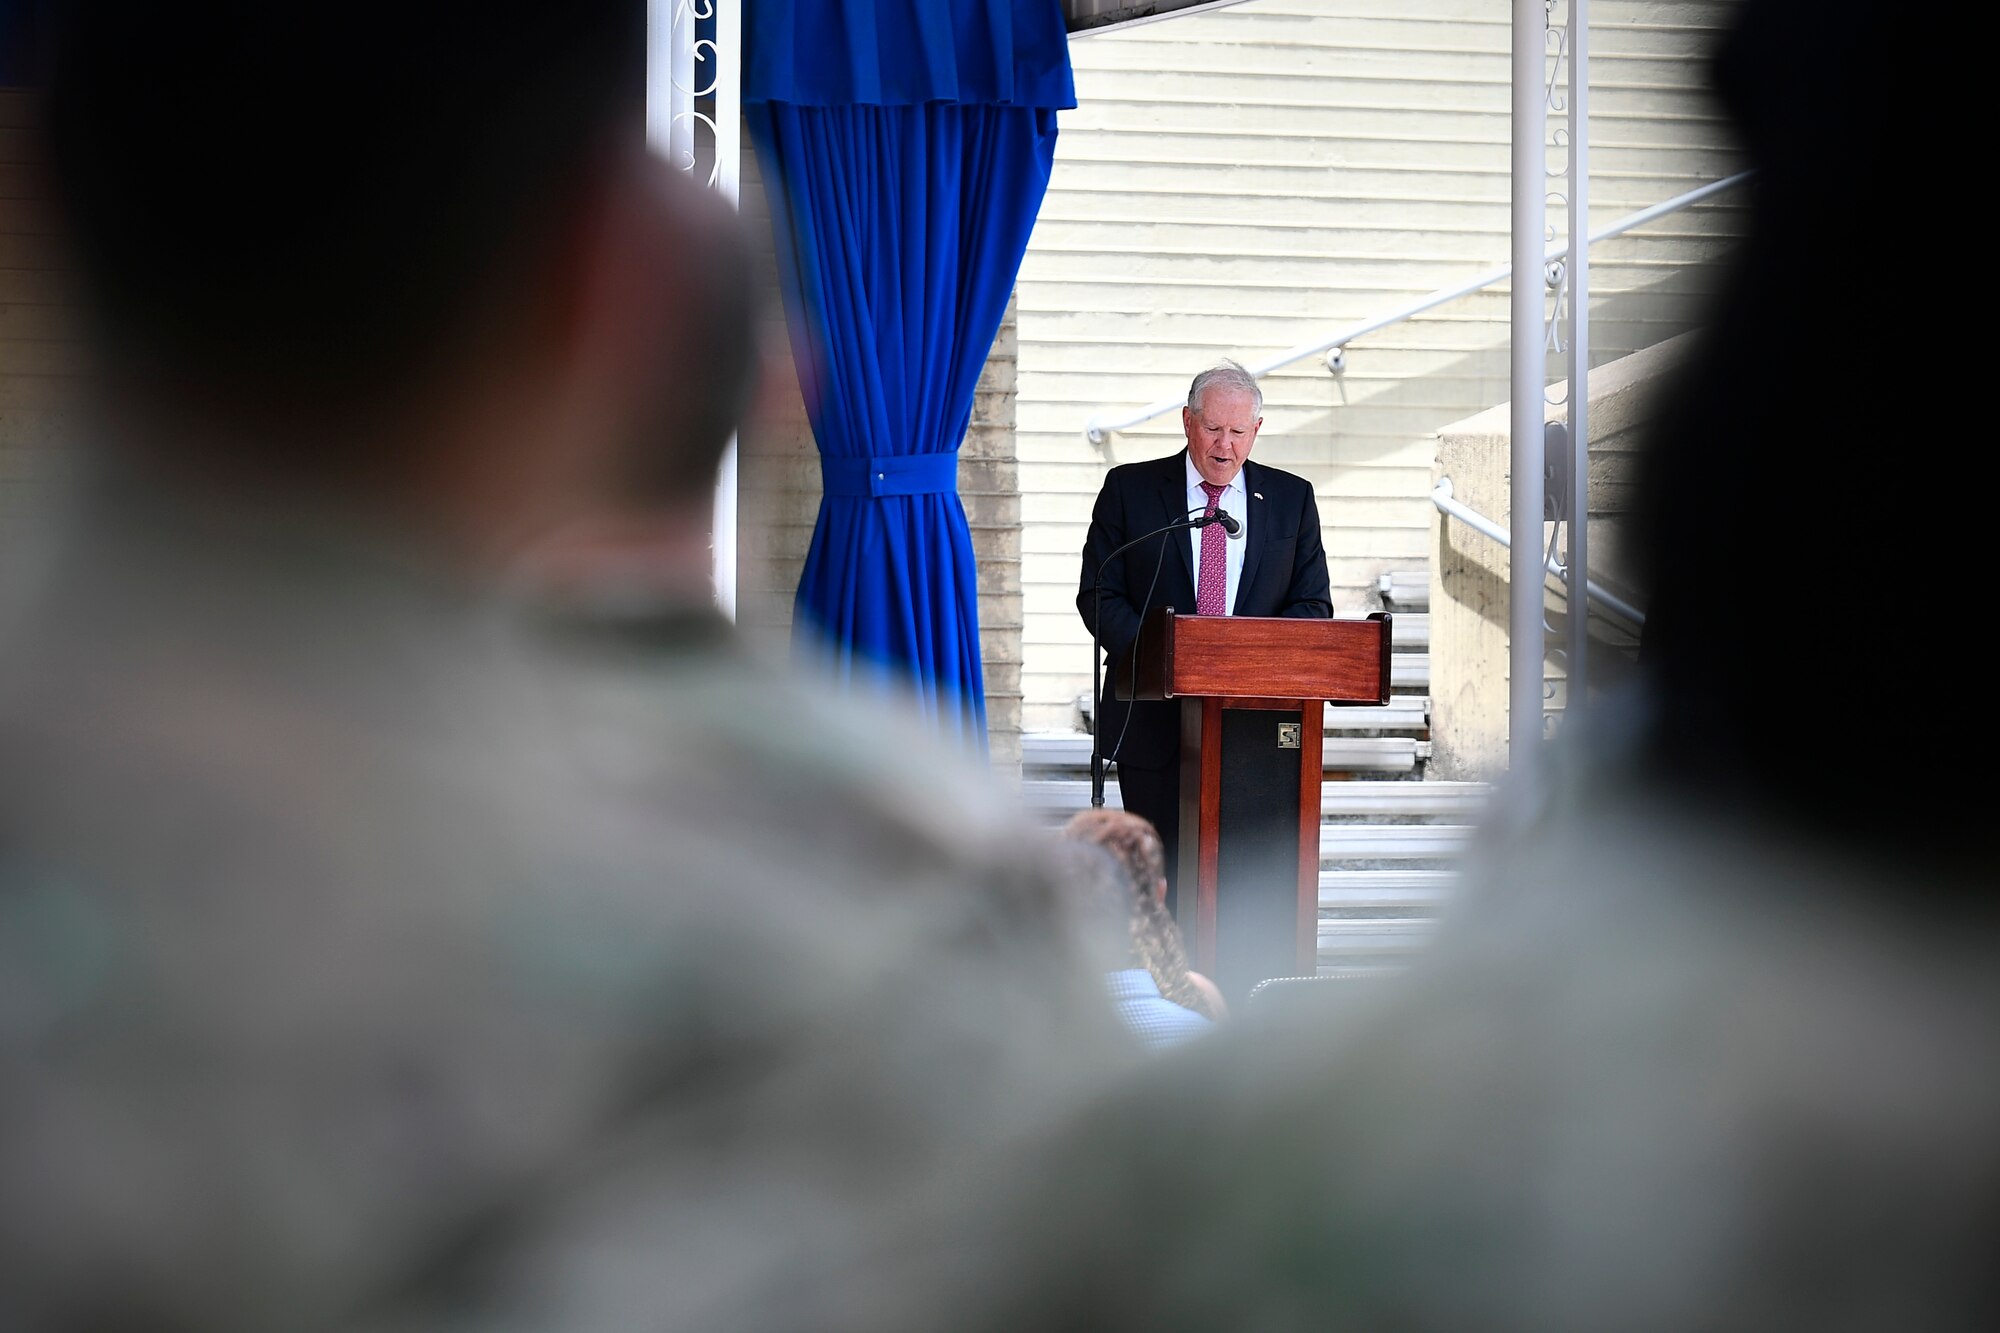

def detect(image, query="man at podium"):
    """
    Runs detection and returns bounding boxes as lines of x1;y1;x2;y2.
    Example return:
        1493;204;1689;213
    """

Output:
1077;360;1332;905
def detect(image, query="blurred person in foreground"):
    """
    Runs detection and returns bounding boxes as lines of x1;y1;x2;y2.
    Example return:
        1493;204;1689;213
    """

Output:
1061;807;1226;1035
0;4;1133;1331
760;0;2000;1328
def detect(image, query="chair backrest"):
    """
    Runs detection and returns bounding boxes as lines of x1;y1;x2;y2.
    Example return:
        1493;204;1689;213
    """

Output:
1243;972;1372;1015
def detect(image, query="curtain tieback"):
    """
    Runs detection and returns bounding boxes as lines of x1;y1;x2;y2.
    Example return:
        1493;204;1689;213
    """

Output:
820;452;959;498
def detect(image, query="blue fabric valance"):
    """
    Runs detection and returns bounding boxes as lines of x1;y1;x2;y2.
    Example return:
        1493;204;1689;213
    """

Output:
745;0;1075;109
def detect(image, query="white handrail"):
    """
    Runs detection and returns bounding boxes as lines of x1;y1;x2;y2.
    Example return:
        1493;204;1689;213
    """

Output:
1432;478;1645;627
1083;171;1753;445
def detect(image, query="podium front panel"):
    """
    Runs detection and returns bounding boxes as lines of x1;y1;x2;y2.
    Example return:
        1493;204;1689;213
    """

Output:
1212;706;1307;1002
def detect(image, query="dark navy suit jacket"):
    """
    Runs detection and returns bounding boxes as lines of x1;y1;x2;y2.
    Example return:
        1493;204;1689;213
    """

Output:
1076;450;1333;772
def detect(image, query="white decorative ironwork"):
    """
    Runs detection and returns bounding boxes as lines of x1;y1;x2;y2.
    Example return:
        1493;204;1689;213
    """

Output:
1542;1;1571;698
660;0;724;187
1544;0;1595;737
1542;0;1572;401
647;1;741;616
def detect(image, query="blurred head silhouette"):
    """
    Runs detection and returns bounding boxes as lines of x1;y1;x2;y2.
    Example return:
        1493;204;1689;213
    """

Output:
34;0;755;567
4;13;1135;1333
1625;0;1983;885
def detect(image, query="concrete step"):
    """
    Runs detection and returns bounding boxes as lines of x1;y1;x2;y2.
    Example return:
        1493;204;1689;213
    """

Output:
1378;569;1430;610
1077;696;1432;735
1318;869;1457;910
1329;736;1428;772
1325;695;1429;732
1320;824;1474;862
1390;654;1429;690
1020;733;1110;770
1316;917;1438;958
1022;731;1429;776
1313;781;1490;819
1023;777;1489;823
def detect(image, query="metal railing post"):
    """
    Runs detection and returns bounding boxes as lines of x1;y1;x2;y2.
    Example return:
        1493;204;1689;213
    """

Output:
1511;0;1546;783
1567;0;1591;730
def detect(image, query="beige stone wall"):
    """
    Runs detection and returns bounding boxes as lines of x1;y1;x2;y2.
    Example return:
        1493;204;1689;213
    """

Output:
733;143;822;664
962;296;1024;774
1015;0;1750;734
1428;333;1684;781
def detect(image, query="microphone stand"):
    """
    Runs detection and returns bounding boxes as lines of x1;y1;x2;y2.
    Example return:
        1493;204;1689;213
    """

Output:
1089;508;1238;807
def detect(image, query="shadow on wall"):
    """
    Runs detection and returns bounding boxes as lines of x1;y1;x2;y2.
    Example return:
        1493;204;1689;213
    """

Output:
1279;247;1741;479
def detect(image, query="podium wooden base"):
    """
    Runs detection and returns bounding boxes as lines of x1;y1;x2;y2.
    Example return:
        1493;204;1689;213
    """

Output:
1178;696;1321;1003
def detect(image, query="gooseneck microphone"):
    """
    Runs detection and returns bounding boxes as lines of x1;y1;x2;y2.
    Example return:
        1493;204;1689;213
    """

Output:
1088;507;1238;808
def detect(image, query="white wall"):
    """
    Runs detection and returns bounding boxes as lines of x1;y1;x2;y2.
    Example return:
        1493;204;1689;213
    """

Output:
1017;0;1749;733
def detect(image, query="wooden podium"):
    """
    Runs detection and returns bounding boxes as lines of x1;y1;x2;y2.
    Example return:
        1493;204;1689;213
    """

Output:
1119;607;1392;1000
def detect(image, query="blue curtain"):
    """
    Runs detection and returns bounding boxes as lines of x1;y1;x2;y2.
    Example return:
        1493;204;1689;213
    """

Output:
745;0;1075;752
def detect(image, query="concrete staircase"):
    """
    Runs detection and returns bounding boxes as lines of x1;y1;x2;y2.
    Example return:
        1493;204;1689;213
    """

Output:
1017;569;1493;976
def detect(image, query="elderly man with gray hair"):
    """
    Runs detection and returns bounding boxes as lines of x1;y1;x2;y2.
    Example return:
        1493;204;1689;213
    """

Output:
1075;359;1332;908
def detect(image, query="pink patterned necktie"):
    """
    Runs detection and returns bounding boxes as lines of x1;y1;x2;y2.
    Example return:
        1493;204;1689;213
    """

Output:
1196;481;1227;616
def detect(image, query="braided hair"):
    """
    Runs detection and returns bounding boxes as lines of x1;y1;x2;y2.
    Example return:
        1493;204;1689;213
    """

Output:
1061;808;1219;1020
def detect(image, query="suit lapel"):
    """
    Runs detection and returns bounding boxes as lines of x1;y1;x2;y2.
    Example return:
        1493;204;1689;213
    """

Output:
1232;460;1270;614
1154;451;1196;601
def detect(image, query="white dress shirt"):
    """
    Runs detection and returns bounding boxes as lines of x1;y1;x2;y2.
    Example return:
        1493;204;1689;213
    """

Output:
1184;452;1248;615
